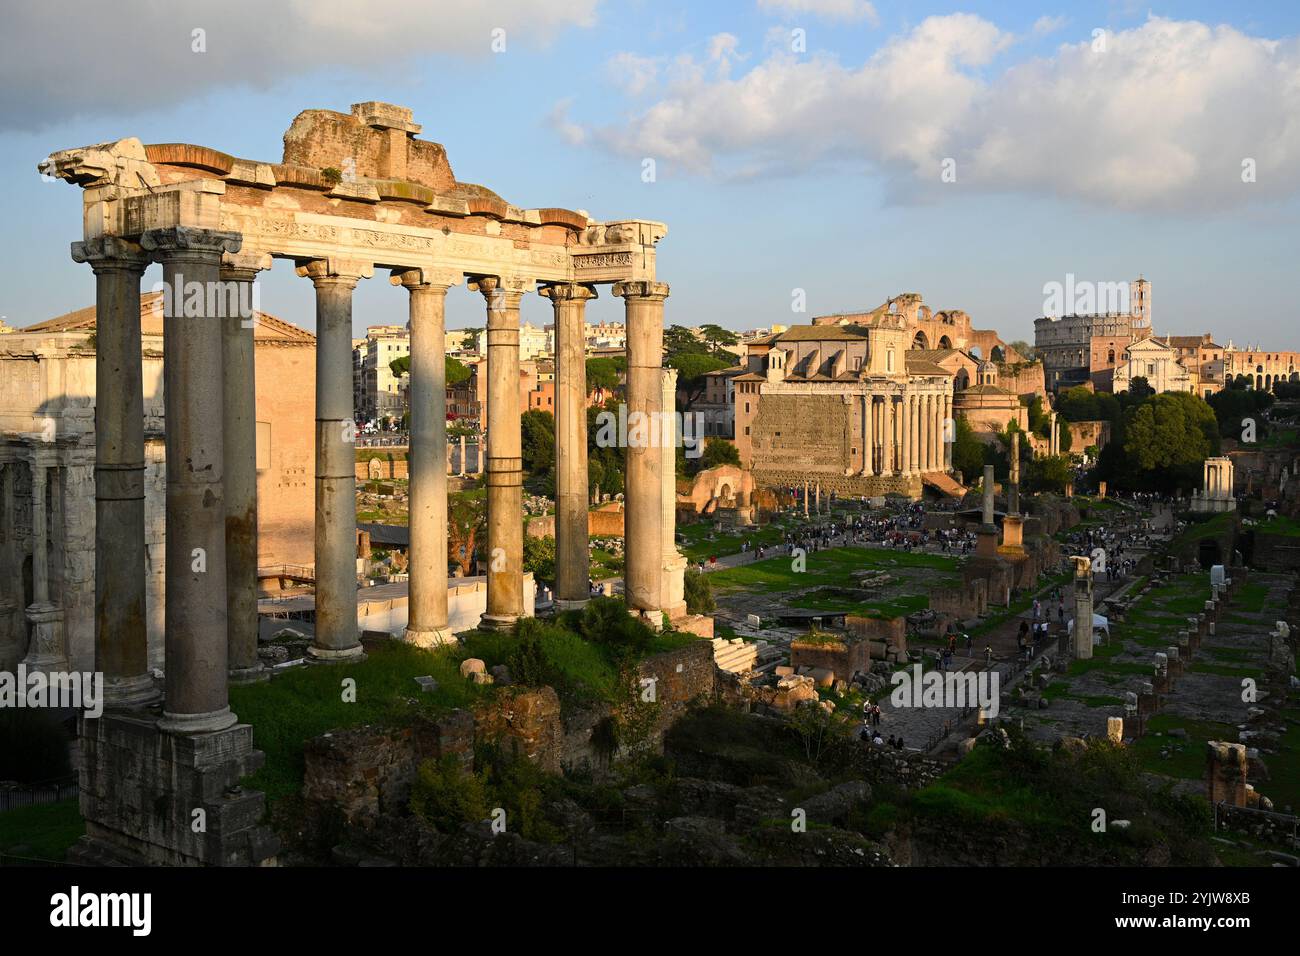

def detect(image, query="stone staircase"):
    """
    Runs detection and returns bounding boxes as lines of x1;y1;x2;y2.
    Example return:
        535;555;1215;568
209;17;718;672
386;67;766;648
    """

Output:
711;636;762;673
922;472;966;498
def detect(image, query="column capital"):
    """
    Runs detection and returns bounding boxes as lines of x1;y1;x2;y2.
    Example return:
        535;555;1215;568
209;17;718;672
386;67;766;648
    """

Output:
295;257;374;287
220;250;273;283
539;282;598;303
613;280;669;301
469;274;532;314
140;226;242;262
71;236;150;273
390;266;462;291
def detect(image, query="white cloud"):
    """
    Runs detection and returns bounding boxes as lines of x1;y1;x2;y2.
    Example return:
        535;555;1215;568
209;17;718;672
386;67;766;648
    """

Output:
606;52;663;96
0;0;599;130
757;0;879;26
1032;15;1069;37
577;15;1300;212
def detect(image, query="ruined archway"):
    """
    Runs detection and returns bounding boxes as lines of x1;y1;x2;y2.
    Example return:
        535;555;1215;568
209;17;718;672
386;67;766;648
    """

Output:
912;330;929;350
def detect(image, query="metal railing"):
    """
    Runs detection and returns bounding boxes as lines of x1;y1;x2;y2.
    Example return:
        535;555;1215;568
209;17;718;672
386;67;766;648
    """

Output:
0;776;79;814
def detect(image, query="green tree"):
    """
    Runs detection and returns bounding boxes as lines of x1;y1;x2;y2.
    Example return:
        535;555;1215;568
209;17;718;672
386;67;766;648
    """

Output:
520;409;555;477
448;490;485;576
683;568;716;614
446;356;471;385
1101;391;1220;492
1028;455;1071;493
523;534;556;587
586;356;622;394
952;415;987;484
663;324;709;358
668;352;731;405
698;438;741;471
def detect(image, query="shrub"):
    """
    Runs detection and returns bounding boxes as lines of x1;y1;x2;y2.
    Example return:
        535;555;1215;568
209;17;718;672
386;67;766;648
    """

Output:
578;596;654;656
408;756;489;831
683;568;715;614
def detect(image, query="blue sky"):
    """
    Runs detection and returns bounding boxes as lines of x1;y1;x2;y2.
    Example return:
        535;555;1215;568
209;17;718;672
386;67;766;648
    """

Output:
2;0;1297;346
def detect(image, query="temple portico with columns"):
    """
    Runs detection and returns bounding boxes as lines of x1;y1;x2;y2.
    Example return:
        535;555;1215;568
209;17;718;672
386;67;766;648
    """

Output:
41;102;683;865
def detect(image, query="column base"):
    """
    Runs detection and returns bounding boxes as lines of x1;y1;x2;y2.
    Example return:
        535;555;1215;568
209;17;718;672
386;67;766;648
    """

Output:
229;663;270;685
554;598;590;612
103;673;162;709
478;613;519;632
22;602;67;674
306;643;367;664
630;608;664;632
157;706;238;736
405;626;458;647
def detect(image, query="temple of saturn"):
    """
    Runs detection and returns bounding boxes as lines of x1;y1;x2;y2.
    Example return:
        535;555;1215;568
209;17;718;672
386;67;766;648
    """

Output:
40;102;686;865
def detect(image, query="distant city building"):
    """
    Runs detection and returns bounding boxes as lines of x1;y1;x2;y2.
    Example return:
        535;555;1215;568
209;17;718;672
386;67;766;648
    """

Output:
356;324;410;422
1112;337;1195;394
1224;347;1300;392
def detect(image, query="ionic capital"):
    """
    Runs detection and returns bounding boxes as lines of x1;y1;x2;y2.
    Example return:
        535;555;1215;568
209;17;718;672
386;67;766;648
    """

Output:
612;280;670;302
70;236;150;274
295;257;374;288
140;226;242;263
390;266;462;292
539;282;598;304
220;250;273;283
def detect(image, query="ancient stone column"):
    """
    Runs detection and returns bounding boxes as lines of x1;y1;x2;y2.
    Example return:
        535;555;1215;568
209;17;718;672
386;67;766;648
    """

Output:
1050;411;1059;456
932;394;943;471
943;394;953;471
921;394;933;473
1008;430;1021;515
541;283;596;609
473;276;529;630
459;435;467;476
297;257;373;661
1072;555;1094;659
660;368;688;620
221;252;272;684
395;268;457;645
861;393;874;476
22;456;68;672
142;226;242;733
614;281;669;623
803;479;809;517
70;238;157;705
982;463;995;527
880;391;894;476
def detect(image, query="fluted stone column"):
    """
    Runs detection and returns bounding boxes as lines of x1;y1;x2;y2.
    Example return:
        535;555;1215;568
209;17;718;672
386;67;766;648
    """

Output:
395;268;458;645
70;237;157;706
221;252;272;684
910;393;921;474
298;257;373;661
615;281;669;623
898;391;911;476
473;276;529;630
0;460;19;668
931;393;942;472
861;393;873;476
880;391;894;476
542;283;596;609
142;226;242;734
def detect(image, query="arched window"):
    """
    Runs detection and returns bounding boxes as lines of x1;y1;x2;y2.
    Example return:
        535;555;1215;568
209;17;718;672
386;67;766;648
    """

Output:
1107;348;1115;364
886;349;895;373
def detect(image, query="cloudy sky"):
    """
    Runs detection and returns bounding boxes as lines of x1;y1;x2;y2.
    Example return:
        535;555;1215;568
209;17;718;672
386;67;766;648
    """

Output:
2;0;1297;346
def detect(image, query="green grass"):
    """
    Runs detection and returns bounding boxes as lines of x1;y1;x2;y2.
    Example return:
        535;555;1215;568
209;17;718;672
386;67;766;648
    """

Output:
708;546;958;596
231;641;492;806
0;799;84;862
1130;715;1238;782
1253;514;1300;537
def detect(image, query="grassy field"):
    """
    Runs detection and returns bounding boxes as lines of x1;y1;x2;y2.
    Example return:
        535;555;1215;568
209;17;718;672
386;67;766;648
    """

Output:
0;799;84;862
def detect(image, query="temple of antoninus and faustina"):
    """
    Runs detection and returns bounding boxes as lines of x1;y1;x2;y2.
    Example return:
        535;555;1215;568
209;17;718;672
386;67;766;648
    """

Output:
39;102;686;865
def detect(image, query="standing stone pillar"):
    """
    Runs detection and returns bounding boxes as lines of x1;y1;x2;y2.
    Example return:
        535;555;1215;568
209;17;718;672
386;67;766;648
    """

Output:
933;394;943;471
903;391;916;476
1072;555;1094;659
473;276;530;630
861;393;873;476
70;237;157;706
0;460;19;668
142;226;242;733
221;252;272;683
815;482;822;514
982;463;995;527
1009;430;1021;515
660;368;688;620
1050;411;1059;456
459;435;467;476
22;455;68;672
297;257;373;661
943;394;953;471
803;480;809;517
614;281;669;623
395;268;458;645
920;394;931;473
541;283;596;609
880;391;894;476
